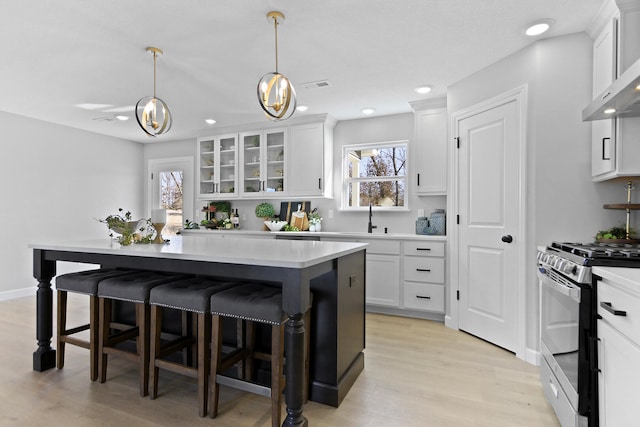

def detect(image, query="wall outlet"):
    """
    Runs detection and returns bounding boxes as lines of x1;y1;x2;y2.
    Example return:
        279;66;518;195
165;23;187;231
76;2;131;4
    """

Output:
328;209;334;219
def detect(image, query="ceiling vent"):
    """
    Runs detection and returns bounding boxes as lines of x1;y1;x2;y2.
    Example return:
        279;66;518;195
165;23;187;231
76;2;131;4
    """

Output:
301;80;332;89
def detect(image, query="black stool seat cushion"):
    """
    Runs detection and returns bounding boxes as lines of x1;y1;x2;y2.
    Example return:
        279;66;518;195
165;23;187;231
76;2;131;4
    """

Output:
98;271;186;303
56;268;133;295
149;277;239;313
210;283;285;325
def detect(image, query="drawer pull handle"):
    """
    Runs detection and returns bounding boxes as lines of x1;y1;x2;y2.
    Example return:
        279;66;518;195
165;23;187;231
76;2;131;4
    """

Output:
600;301;627;316
416;248;431;251
416;295;431;300
416;268;431;272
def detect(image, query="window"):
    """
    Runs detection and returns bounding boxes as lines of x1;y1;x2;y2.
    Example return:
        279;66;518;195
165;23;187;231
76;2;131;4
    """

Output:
343;141;408;209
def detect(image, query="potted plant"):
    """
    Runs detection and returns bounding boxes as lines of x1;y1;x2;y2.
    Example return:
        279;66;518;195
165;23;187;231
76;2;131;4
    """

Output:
308;210;323;232
98;208;154;246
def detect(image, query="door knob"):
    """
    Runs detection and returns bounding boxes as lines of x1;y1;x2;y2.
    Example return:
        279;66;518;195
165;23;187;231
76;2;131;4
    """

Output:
501;235;513;243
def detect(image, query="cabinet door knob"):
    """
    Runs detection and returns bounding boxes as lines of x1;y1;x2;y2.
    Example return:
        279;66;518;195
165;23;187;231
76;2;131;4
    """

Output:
602;137;611;161
416;248;431;251
416;295;431;300
501;235;513;243
416;268;431;272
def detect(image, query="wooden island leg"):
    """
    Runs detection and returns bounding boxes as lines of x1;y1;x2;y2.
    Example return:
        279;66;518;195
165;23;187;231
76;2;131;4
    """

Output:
33;250;56;371
283;312;308;427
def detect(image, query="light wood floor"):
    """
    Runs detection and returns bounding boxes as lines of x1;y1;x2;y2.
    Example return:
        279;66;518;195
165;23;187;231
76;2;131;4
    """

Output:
0;294;559;427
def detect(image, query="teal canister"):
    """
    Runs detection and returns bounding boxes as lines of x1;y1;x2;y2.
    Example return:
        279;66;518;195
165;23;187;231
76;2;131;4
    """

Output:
426;209;446;235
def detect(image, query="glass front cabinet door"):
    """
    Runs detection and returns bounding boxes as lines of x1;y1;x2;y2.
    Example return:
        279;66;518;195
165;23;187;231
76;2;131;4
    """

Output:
240;129;286;197
197;134;238;199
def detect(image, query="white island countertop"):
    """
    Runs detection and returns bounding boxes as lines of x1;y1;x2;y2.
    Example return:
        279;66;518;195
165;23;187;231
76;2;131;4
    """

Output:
29;235;368;269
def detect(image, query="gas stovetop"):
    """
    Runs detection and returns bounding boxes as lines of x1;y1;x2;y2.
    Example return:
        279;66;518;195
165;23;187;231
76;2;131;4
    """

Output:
550;241;640;264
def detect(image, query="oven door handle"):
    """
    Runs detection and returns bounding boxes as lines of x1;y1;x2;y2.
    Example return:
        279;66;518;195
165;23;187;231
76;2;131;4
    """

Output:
538;268;581;302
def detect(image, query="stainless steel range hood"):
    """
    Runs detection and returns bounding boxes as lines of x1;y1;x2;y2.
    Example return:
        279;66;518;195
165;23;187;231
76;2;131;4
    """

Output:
583;55;640;121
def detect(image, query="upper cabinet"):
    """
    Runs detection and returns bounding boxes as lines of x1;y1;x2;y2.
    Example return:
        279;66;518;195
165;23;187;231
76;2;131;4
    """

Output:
197;134;238;199
197;115;335;200
410;99;447;195
589;1;640;182
239;129;286;197
287;118;335;198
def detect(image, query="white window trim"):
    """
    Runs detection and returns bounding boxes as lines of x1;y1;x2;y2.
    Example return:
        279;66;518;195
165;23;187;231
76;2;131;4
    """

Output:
341;140;409;211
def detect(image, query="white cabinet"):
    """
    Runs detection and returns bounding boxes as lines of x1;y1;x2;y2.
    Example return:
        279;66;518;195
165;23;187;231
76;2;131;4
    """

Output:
239;129;286;197
287;120;334;198
402;241;446;313
410;100;447;195
590;7;640;181
366;253;401;307
197;134;238;199
596;275;640;427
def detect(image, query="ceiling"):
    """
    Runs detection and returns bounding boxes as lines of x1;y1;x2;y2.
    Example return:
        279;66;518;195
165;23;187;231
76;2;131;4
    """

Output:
0;0;604;143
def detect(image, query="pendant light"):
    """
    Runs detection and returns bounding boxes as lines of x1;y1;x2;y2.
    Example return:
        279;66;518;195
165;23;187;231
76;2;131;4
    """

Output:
257;11;297;121
136;47;172;137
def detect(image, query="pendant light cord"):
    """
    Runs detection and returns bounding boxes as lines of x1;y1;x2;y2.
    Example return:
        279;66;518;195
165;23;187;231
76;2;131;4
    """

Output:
153;51;157;99
273;16;279;74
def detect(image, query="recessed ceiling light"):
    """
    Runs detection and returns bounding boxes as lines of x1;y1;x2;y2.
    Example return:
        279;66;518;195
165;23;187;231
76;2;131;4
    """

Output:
296;105;308;112
75;103;113;110
205;119;216;125
524;19;554;37
115;115;129;121
635;84;640;91
414;85;432;94
604;108;616;114
361;108;375;115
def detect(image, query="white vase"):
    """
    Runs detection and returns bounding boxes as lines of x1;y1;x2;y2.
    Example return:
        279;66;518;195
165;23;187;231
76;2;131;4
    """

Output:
309;224;317;232
316;223;322;232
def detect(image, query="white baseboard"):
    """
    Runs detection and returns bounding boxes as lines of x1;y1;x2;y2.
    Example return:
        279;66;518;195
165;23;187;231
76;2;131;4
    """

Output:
525;347;540;366
0;287;35;302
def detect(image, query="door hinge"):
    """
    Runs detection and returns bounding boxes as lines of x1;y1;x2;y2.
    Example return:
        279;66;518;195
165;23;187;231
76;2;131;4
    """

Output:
456;290;460;300
456;214;460;224
455;136;460;148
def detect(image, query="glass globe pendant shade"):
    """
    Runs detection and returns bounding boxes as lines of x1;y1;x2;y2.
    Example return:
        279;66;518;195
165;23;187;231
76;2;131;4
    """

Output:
135;96;172;136
257;71;297;121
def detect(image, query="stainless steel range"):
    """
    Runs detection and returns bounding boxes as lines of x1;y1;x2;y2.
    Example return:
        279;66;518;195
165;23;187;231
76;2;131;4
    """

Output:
537;242;640;427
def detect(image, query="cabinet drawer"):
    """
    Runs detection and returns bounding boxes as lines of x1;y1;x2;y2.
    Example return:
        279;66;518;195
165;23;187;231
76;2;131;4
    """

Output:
404;241;444;257
403;257;444;283
403;283;444;312
365;240;401;255
598;279;640;346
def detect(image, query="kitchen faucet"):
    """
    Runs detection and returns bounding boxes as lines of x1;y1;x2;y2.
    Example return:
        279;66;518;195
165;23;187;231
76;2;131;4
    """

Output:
368;204;377;233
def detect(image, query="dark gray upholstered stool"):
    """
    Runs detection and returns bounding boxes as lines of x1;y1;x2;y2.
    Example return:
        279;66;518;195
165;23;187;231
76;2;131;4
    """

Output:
55;268;133;381
148;277;237;417
97;270;185;397
209;283;312;427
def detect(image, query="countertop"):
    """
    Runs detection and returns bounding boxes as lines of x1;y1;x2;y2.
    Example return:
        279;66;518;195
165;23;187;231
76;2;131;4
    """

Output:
29;235;368;269
179;228;446;241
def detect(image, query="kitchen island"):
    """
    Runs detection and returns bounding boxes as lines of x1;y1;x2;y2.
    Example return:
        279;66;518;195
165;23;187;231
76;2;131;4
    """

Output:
30;236;367;426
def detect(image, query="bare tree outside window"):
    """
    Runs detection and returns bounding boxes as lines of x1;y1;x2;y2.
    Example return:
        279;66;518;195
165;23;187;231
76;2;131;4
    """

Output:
160;170;183;235
344;141;407;209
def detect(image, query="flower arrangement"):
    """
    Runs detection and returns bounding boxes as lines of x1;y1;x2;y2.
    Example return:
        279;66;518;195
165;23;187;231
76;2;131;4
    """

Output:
309;212;323;225
98;208;154;246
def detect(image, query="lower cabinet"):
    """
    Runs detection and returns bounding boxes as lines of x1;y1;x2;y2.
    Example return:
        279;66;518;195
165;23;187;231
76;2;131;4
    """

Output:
596;275;640;427
366;254;400;307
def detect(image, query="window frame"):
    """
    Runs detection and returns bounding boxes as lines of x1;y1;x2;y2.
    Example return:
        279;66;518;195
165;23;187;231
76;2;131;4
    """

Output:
341;140;409;211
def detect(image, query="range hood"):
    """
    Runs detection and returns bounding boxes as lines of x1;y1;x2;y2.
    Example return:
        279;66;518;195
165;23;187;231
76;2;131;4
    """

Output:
583;55;640;121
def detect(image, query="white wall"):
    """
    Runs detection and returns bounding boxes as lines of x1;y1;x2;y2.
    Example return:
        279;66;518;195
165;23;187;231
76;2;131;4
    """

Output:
0;111;144;299
142;113;447;234
447;32;637;354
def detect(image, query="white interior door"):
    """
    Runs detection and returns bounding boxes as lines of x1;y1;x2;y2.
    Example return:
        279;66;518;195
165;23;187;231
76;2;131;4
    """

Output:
148;157;193;236
457;98;521;353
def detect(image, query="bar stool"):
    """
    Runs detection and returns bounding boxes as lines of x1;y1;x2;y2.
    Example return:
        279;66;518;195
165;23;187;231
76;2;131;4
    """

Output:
148;276;237;417
97;270;185;397
209;283;312;427
55;268;134;380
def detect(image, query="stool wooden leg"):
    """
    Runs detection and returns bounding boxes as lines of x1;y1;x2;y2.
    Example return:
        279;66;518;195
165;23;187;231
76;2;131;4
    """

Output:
244;320;255;381
89;295;99;381
56;290;67;370
98;297;111;384
209;314;223;419
136;303;151;397
197;313;211;417
149;304;162;399
271;324;284;427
